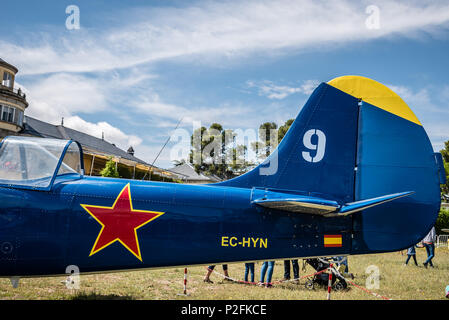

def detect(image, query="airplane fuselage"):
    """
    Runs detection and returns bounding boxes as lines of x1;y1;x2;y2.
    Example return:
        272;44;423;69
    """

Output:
0;175;351;277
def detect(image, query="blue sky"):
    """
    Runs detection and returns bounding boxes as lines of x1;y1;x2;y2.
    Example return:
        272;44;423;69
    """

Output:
2;0;449;168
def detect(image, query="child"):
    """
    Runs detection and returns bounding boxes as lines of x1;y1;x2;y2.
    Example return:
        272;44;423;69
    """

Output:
404;245;418;266
244;262;255;283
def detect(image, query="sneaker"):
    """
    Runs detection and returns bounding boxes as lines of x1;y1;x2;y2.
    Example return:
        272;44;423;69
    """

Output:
265;284;273;288
223;277;233;282
423;262;428;268
257;282;264;287
203;278;213;283
281;278;290;282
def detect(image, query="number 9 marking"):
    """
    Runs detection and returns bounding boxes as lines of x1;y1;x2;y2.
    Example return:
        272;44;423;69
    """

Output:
302;129;326;163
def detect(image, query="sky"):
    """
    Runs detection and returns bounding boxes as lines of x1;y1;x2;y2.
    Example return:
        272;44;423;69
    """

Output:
2;0;449;169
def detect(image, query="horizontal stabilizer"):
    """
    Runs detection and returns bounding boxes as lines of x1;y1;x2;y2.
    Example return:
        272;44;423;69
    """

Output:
332;191;415;217
252;196;339;215
253;191;414;217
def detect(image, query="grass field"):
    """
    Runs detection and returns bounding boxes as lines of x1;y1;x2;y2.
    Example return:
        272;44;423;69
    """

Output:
0;247;448;300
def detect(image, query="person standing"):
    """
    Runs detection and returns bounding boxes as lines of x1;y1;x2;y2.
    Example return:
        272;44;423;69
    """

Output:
404;245;418;266
259;261;275;288
244;262;255;283
203;265;231;283
283;260;299;282
422;226;436;268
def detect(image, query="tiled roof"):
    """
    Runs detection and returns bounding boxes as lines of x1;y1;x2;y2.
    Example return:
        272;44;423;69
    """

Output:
22;116;149;165
168;163;221;182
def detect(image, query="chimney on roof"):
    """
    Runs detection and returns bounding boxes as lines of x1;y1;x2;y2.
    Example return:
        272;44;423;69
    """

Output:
102;131;104;140
127;146;135;156
61;117;64;126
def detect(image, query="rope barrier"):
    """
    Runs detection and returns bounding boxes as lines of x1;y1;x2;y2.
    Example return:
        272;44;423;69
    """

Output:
343;278;392;300
205;265;329;286
330;263;393;300
204;262;393;300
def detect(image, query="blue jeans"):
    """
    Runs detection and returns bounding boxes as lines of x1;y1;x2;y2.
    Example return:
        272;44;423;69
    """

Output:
423;243;435;266
244;263;255;282
260;261;275;284
405;254;418;265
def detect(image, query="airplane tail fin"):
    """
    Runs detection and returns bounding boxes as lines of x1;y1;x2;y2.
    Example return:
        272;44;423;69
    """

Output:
218;79;360;203
217;75;442;253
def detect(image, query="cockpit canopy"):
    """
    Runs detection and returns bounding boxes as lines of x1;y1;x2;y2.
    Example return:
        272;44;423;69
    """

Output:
0;136;84;190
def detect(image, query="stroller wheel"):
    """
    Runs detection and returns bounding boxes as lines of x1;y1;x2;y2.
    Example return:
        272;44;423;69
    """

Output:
305;280;314;290
333;281;347;291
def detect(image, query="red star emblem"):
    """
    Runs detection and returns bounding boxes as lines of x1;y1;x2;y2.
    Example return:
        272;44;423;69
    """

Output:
81;183;164;261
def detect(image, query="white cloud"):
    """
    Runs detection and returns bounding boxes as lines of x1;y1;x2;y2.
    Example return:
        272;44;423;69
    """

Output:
246;79;319;99
300;80;321;95
131;92;251;127
15;73;144;151
2;0;449;75
18;74;108;123
63;116;142;150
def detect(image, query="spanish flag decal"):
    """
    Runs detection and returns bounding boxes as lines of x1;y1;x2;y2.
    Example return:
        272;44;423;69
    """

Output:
324;235;342;248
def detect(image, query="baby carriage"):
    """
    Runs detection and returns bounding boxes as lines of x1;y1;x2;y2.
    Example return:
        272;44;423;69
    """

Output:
304;257;348;291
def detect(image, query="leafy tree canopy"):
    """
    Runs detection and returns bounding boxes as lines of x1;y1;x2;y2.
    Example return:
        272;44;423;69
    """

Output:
189;123;253;179
100;158;120;178
440;140;449;196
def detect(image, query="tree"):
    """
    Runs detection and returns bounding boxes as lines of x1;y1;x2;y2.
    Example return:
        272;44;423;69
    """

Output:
278;119;294;143
250;122;277;161
188;123;253;179
440;140;449;163
251;119;294;161
435;208;449;234
100;158;120;178
440;140;449;195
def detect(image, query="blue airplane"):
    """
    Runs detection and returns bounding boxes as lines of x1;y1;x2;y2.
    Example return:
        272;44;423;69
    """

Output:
0;75;445;284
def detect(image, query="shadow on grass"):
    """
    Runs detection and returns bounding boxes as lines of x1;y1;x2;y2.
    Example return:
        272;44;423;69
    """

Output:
69;291;135;300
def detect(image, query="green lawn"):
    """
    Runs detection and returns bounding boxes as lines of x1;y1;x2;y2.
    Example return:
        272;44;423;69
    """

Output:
1;247;448;300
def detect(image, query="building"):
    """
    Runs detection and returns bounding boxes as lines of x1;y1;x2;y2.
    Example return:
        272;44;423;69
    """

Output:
0;58;183;182
0;58;28;137
168;162;221;184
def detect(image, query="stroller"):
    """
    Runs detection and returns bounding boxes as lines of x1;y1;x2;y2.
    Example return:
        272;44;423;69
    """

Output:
304;257;348;291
